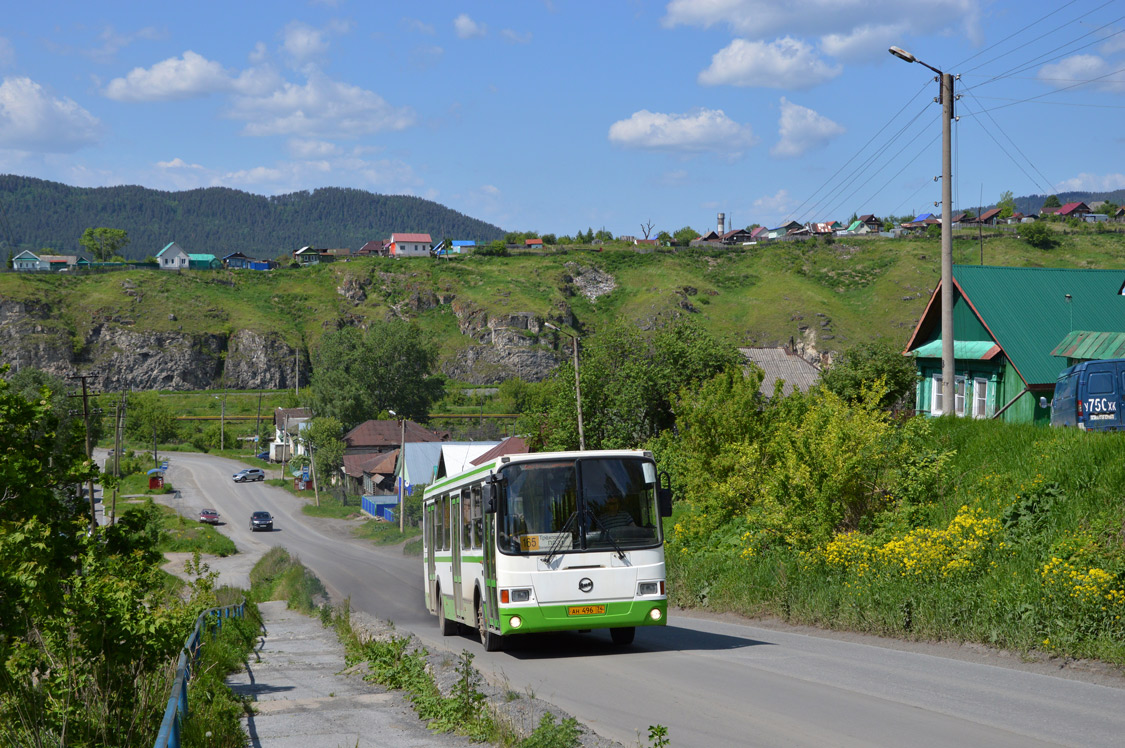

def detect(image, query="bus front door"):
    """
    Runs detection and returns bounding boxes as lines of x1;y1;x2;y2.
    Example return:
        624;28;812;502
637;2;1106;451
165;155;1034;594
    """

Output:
426;503;436;611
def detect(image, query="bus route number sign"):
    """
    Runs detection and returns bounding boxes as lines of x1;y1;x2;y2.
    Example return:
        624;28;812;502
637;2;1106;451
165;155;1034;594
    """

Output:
520;535;540;551
567;605;606;616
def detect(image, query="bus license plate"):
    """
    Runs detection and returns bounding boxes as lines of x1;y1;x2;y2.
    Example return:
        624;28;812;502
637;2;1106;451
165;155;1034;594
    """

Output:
567;605;606;616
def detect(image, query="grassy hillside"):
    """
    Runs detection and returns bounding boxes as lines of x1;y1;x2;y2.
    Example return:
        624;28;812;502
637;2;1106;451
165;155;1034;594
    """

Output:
1;229;1123;377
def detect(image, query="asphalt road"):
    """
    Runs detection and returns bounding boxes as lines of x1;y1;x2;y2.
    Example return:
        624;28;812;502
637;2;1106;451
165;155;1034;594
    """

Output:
158;452;1125;748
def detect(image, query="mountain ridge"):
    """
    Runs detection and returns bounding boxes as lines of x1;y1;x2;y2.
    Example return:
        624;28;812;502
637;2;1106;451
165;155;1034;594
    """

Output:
0;175;506;260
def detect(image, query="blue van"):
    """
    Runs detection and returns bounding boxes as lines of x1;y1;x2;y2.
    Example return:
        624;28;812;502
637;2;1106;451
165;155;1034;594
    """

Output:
1042;359;1125;430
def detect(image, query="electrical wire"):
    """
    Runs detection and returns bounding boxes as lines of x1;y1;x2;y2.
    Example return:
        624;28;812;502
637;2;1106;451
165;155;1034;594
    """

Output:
781;81;931;223
963;64;1125;114
957;95;1055;194
953;0;1085;70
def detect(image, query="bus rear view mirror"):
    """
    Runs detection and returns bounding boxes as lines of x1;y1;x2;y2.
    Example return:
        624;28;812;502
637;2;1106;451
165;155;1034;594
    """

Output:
657;470;673;517
482;482;497;514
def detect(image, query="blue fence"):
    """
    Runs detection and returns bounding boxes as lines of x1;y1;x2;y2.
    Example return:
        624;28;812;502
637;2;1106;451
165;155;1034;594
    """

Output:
361;494;398;522
154;600;247;748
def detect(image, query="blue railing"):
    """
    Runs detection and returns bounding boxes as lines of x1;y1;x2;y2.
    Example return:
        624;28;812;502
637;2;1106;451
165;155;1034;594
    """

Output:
153;601;247;748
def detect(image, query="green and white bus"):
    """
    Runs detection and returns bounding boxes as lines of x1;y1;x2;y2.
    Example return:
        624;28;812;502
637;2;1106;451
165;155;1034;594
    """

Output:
422;449;672;651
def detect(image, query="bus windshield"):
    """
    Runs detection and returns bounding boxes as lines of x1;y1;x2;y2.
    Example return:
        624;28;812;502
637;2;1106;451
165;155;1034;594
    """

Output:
497;456;661;555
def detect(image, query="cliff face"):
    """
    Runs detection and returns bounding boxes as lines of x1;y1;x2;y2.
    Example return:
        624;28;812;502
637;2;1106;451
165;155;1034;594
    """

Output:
0;295;564;390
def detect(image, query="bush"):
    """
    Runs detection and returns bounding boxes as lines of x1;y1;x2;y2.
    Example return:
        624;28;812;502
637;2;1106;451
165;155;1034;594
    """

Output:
1021;221;1057;249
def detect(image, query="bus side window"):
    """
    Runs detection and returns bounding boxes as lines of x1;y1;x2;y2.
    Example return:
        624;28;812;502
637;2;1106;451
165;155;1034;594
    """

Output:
461;488;472;550
471;484;483;550
445;495;454;551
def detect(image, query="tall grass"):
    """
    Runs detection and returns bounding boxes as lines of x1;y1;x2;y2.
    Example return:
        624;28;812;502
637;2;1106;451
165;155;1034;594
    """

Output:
669;418;1125;663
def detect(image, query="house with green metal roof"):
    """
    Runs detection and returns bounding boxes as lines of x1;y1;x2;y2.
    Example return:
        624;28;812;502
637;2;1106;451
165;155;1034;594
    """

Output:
188;253;220;270
904;265;1125;424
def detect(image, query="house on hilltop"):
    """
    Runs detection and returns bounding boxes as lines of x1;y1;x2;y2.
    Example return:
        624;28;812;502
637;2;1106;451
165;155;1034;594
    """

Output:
389;233;432;257
904;265;1125;423
157;242;190;270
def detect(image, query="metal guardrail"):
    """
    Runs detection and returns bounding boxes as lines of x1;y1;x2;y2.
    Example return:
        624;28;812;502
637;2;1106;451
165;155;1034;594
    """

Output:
154;600;247;748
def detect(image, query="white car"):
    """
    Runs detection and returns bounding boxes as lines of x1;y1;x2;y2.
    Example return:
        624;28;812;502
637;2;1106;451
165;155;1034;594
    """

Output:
233;468;266;483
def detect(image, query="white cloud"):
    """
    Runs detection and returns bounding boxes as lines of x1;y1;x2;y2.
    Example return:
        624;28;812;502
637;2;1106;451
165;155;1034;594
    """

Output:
156;157;204;169
229;74;415;138
104;51;278;101
454;14;487;39
287;139;340;158
216;155;421;193
1038;54;1125;93
501;29;533;44
1099;30;1125;56
249;42;268;64
771;97;844;158
820;23;906;63
608;108;758;156
663;0;977;43
699;38;841;89
281;22;329;65
481;184;500;195
1054;172;1125;192
753;189;793;224
0;77;100;153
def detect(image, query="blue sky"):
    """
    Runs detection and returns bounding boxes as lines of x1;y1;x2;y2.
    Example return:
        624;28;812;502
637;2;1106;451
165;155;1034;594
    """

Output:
1;0;1122;237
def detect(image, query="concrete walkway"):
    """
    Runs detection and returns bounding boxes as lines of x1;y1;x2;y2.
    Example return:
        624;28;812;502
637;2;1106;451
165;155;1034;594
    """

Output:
226;601;480;748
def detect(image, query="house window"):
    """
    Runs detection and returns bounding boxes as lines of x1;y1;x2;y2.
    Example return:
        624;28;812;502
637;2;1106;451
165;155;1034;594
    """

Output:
932;373;967;416
973;378;989;418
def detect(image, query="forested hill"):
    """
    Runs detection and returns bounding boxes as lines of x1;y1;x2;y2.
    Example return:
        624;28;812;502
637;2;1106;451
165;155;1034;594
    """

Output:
0;175;506;260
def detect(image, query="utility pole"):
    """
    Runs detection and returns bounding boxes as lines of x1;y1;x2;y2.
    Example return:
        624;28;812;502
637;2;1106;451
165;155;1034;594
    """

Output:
890;45;957;415
255;389;263;455
67;374;100;535
110;400;121;526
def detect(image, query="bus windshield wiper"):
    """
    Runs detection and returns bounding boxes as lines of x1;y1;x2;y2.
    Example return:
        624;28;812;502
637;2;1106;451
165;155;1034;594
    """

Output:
588;510;626;559
543;510;578;564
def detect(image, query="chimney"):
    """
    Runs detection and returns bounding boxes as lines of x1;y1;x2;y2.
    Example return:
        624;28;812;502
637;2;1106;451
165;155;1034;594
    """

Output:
717;212;725;235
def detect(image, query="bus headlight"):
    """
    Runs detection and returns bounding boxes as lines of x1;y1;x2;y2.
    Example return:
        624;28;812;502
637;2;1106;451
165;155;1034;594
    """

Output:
649;608;663;621
637;581;664;596
510;616;523;629
502;588;532;604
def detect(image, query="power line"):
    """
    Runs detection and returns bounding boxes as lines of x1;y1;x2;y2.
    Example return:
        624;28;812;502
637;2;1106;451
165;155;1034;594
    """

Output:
957;94;1055;194
782;81;931;223
962;64;1125;114
954;0;1086;71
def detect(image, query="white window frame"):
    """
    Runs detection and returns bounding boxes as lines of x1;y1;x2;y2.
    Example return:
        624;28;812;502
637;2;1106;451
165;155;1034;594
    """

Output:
932;373;968;416
972;377;989;419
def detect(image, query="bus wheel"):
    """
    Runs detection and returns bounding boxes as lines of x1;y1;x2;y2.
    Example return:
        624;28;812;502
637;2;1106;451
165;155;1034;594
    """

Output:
436;589;456;636
477;600;504;652
610;627;635;646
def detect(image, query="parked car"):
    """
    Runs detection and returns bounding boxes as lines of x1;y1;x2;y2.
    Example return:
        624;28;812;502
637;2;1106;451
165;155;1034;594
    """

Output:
256;451;270;461
198;508;220;525
249;511;273;531
1041;358;1125;430
233;468;266;483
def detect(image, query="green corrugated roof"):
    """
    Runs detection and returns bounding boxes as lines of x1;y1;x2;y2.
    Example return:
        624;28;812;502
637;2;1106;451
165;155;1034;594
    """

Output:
1050;330;1125;359
952;265;1125;384
912;340;1001;359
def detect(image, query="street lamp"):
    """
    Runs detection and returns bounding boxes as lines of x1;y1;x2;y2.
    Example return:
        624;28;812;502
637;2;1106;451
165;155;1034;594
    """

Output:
389;409;406;532
890;45;956;415
544;322;585;450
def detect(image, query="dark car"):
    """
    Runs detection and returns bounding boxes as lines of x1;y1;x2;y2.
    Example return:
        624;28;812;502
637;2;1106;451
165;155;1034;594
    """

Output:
233;468;266;483
199;508;220;525
256;451;270;461
249;511;273;531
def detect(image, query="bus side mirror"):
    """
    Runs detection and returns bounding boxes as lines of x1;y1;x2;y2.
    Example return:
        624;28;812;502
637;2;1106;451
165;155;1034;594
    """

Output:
482;482;497;514
658;470;673;517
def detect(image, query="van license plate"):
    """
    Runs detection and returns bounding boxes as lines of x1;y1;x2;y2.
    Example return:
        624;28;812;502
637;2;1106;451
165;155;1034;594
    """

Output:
567;605;606;616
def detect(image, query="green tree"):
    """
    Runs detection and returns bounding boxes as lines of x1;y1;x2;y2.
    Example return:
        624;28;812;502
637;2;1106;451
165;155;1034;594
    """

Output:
302;416;345;487
541;233;557;245
311;322;444;430
997;190;1017;219
126;391;178;446
523;320;741;450
1042;194;1061;209
1021;220;1058;249
79;227;130;262
672;226;699;246
819;341;918;410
